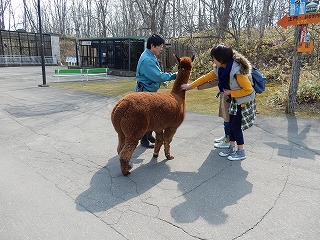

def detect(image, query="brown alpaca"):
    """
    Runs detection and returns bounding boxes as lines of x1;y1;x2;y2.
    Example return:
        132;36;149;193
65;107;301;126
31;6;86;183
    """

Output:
111;55;194;176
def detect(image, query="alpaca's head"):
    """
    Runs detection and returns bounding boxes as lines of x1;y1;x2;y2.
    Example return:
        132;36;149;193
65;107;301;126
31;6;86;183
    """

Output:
174;55;194;71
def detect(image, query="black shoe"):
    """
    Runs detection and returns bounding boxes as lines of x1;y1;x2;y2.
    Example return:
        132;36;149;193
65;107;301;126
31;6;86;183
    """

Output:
141;141;155;148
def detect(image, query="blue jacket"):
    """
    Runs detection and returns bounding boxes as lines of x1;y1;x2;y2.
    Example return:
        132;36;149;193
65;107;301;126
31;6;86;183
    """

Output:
135;49;177;92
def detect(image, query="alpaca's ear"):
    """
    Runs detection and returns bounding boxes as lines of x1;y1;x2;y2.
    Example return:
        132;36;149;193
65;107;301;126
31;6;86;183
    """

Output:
174;54;180;63
191;55;195;62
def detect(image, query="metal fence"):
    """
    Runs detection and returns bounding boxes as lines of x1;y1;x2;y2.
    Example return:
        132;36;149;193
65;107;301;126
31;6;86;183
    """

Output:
160;41;193;71
0;55;58;66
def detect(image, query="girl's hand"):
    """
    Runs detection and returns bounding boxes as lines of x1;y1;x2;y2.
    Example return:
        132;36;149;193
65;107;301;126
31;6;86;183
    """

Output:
223;89;231;95
181;83;193;91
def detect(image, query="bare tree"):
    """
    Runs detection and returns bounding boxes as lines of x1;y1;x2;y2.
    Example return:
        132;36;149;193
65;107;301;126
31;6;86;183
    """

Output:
116;0;142;36
229;0;247;43
1;0;289;42
23;0;38;32
217;0;233;39
85;0;92;37
245;0;255;39
259;0;272;38
95;0;110;37
70;0;82;37
197;0;207;31
52;0;68;35
0;0;11;29
158;0;170;35
132;0;172;34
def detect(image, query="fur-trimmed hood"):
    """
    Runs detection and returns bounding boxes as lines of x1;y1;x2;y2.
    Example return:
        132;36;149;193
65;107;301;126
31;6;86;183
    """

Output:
233;50;252;75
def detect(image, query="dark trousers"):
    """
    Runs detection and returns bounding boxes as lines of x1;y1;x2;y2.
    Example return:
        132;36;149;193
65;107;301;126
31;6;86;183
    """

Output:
141;131;153;145
229;105;244;145
224;121;230;139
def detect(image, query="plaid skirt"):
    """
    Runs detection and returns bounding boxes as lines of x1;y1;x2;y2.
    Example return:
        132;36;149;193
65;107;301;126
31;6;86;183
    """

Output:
229;99;256;130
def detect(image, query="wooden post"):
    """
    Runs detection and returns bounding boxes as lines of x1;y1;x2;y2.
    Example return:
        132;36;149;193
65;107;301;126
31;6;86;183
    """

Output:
286;25;302;114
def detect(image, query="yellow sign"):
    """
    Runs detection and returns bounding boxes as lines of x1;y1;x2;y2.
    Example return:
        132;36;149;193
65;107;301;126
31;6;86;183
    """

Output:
297;40;314;53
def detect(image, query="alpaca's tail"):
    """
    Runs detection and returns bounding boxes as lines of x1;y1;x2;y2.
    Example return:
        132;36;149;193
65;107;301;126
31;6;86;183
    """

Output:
111;103;122;133
111;99;129;134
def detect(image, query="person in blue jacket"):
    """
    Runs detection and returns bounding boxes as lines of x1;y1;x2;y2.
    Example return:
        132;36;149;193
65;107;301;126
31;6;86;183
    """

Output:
135;34;177;148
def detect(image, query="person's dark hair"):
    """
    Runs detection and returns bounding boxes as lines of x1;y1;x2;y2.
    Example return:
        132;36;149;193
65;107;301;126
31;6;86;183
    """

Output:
210;44;233;64
147;34;165;49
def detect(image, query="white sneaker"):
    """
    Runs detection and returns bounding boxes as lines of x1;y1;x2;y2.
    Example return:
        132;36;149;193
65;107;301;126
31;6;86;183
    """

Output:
214;140;230;149
214;135;225;143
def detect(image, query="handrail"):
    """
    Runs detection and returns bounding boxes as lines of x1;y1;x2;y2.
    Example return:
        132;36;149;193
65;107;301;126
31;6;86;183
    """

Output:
0;55;58;66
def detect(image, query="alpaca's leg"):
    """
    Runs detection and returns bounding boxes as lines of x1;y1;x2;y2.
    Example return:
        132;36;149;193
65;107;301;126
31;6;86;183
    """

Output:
153;131;164;158
119;140;139;176
117;133;125;154
163;128;177;160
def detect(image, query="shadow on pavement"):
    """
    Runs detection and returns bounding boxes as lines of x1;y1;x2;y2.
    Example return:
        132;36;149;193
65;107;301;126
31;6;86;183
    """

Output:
265;115;318;160
75;148;253;225
168;149;252;225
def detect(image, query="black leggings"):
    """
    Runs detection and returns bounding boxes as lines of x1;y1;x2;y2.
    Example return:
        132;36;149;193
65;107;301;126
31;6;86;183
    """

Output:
229;105;244;145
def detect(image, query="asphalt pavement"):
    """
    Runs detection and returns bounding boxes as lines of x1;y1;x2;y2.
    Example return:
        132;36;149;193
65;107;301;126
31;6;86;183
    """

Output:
0;66;319;240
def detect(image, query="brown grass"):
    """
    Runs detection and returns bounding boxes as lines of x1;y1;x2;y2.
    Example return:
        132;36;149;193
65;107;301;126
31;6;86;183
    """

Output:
53;79;319;118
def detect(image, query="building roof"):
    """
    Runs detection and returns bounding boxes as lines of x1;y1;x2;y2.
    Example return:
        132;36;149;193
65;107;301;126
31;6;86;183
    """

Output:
78;36;148;41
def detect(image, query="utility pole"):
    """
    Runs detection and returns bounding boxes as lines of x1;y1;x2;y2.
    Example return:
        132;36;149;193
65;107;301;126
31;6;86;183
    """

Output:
37;0;48;87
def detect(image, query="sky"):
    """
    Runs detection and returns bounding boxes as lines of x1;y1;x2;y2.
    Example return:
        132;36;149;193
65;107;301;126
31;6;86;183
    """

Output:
5;0;23;30
5;0;44;30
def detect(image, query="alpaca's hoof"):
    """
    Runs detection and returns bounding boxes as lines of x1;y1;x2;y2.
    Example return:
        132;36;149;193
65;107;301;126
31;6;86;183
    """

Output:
153;153;159;158
122;170;131;176
166;154;174;160
121;165;132;176
120;161;132;176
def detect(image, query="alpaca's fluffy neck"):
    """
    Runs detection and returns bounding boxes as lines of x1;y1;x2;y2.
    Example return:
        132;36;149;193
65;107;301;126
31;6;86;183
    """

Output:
171;69;190;99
